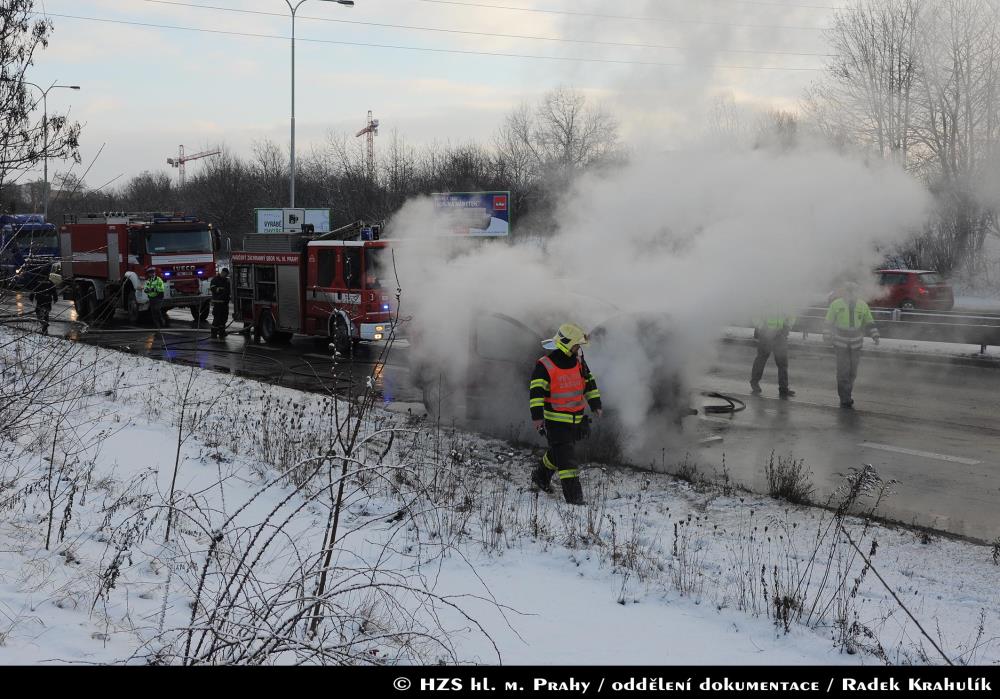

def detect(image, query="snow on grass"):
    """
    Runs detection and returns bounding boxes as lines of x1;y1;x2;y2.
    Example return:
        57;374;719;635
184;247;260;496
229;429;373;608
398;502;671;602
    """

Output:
0;327;997;665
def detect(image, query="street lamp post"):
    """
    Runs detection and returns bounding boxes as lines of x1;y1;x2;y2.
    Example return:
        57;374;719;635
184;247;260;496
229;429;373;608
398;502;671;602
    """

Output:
284;0;354;208
2;80;81;218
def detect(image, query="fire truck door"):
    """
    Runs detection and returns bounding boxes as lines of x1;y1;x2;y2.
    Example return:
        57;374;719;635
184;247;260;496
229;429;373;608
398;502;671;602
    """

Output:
277;264;302;332
107;230;120;282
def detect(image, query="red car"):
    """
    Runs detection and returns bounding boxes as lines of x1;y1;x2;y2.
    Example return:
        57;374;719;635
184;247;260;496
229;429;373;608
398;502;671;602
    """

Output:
871;269;954;310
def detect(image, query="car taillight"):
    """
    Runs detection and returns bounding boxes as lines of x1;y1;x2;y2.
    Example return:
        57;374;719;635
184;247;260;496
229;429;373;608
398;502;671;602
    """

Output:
917;287;927;295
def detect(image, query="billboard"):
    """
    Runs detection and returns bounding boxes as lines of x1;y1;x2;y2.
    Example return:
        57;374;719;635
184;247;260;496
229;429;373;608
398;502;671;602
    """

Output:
432;191;510;237
254;208;331;234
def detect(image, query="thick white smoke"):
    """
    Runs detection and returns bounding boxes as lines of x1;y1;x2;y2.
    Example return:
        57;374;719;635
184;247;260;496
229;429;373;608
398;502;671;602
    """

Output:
386;146;930;452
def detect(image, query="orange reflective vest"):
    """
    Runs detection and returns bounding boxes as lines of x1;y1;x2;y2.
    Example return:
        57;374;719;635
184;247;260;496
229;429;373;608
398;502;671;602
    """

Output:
538;356;586;423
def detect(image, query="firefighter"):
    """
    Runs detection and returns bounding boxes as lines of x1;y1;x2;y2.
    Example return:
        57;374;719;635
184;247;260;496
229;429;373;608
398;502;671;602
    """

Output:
28;264;59;334
529;323;602;505
209;267;231;340
750;311;796;397
144;266;167;328
824;281;879;408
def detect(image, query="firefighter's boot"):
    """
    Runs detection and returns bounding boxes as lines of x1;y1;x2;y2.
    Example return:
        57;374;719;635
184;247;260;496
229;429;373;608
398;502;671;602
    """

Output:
560;477;585;506
530;463;554;494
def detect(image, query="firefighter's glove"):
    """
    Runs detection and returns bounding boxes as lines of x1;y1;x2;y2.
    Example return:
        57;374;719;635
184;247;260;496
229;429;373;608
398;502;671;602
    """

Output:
579;416;592;440
537;425;546;437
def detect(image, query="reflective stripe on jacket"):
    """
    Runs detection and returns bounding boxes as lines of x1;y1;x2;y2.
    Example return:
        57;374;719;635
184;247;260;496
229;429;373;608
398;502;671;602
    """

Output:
144;276;165;298
537;355;586;424
825;297;877;349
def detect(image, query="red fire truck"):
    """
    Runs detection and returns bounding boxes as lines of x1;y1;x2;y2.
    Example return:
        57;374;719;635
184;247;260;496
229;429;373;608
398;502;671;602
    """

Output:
231;233;394;353
59;212;220;323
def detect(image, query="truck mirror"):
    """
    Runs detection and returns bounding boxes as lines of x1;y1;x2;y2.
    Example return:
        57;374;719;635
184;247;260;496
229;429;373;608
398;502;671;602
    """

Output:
212;229;221;252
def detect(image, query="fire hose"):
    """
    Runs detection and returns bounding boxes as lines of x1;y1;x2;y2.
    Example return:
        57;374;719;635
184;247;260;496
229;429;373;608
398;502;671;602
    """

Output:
701;391;746;414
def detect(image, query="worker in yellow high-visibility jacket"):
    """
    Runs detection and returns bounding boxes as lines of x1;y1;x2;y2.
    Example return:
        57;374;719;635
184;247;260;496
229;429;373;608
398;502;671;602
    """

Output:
750;311;797;398
824;281;879;409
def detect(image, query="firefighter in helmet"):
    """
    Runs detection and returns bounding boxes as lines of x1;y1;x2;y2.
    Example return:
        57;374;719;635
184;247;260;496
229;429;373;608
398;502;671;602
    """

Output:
529;323;602;505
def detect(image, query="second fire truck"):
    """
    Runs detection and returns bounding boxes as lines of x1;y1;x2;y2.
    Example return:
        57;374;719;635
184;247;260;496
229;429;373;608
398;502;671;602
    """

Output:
59;212;220;323
231;228;393;353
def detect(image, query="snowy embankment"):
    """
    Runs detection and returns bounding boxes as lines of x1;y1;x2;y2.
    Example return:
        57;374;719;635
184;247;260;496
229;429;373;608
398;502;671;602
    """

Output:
0;328;997;665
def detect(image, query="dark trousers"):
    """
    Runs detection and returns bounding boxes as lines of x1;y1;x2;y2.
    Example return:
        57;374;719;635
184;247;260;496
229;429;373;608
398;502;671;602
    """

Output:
211;302;229;338
149;296;164;328
35;303;51;334
751;332;789;391
835;346;861;404
533;421;585;504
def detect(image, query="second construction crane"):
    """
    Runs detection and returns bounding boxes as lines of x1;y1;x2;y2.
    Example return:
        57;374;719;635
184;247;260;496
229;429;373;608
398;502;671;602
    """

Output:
355;110;379;181
167;145;221;187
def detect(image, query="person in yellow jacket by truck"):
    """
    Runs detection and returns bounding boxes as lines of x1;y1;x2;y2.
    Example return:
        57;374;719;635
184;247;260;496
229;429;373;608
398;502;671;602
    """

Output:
528;323;602;505
825;281;879;408
144;266;167;329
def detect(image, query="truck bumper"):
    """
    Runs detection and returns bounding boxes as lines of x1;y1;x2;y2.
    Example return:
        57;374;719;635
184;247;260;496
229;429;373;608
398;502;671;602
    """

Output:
359;321;393;341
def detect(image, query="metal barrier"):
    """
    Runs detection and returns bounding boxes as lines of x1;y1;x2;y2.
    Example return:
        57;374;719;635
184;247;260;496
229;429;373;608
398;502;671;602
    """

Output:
790;306;1000;353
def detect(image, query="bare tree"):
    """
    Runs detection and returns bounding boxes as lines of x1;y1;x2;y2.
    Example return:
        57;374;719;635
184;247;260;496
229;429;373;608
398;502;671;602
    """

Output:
704;94;757;150
495;87;623;233
496;87;622;178
805;0;922;166
0;1;81;191
808;0;1000;272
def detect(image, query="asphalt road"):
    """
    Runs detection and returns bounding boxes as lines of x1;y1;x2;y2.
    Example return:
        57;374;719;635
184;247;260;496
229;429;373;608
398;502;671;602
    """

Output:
8;295;999;540
693;340;1000;540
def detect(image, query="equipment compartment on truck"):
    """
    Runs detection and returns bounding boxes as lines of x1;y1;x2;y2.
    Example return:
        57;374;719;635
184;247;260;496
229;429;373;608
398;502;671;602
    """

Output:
232;234;393;353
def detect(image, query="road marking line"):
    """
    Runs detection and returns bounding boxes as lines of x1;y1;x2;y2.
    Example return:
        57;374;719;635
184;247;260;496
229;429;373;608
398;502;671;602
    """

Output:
859;442;981;465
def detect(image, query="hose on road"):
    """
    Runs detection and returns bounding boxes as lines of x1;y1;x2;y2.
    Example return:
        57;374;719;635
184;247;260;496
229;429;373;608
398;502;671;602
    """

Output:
701;391;746;414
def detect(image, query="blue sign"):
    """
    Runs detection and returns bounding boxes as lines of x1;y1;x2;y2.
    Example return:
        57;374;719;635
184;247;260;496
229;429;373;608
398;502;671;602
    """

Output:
432;191;510;237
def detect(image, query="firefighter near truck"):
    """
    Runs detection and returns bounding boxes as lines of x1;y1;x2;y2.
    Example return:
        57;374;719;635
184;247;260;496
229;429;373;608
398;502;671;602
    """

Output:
59;212;221;324
231;233;393;353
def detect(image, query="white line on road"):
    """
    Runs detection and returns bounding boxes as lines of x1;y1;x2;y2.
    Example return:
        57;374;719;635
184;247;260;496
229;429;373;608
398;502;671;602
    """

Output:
859;442;982;465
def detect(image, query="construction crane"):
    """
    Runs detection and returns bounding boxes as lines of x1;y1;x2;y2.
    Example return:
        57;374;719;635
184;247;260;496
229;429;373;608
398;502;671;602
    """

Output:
167;145;221;187
355;110;379;181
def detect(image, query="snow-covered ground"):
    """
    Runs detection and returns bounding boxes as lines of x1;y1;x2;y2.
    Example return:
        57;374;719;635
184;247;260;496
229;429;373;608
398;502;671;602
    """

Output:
0;328;997;665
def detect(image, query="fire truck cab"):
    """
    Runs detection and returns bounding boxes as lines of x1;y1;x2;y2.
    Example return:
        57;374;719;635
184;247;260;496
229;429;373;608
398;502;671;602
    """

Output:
232;235;393;353
60;212;219;323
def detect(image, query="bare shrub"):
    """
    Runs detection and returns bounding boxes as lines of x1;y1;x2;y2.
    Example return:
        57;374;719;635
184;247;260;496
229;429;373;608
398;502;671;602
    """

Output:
764;451;814;504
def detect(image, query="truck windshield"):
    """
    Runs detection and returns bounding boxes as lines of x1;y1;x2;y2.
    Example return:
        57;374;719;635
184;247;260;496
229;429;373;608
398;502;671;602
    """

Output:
27;228;58;251
146;229;212;254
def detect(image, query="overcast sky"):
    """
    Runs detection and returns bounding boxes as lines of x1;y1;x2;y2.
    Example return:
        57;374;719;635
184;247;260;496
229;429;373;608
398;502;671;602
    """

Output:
26;0;840;191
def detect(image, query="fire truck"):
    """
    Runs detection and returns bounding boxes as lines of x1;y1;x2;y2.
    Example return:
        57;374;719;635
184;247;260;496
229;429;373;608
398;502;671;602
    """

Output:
231;228;393;353
59;212;220;323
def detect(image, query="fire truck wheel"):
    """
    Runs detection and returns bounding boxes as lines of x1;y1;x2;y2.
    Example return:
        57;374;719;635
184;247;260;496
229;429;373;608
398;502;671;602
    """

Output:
259;311;291;344
331;316;352;357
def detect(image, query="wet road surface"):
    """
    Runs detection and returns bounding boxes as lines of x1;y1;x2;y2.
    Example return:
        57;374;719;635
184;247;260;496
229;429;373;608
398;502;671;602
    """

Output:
9;296;999;540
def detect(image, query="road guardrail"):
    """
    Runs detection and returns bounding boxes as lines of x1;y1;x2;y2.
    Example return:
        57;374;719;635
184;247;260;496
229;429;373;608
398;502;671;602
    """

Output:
789;306;1000;353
